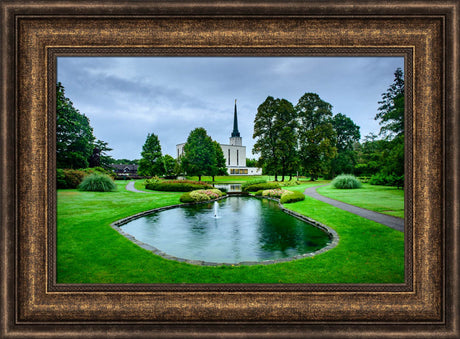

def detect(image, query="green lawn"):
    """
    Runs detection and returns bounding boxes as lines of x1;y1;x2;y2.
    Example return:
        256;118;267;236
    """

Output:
316;184;404;218
57;180;404;284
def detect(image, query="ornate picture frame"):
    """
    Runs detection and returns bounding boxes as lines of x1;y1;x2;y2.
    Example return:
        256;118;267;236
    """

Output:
1;1;458;337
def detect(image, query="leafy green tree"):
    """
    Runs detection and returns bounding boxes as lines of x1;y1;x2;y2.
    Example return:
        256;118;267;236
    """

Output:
56;82;95;169
327;113;361;178
210;141;227;181
181;128;216;181
162;154;177;177
138;133;164;176
295;93;337;181
253;96;297;181
253;96;280;180
375;67;404;138
246;158;258;167
273;99;298;181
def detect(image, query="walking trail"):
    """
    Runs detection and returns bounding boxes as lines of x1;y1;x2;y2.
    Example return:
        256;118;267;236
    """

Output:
125;181;155;193
304;185;404;232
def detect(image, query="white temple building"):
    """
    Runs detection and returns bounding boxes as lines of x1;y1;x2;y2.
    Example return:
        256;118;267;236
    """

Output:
176;100;262;175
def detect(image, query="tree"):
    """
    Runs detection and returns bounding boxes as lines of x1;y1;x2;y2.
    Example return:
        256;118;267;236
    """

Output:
210;141;227;181
181;127;216;181
327;113;361;178
253;96;280;180
56;82;95;169
246;158;258;167
138;133;164;177
295;93;337;181
162;154;177;178
273;99;298;181
375;67;404;138
89;139;114;169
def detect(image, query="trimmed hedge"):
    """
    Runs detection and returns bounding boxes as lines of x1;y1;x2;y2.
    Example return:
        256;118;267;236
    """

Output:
179;189;226;203
78;173;117;192
241;178;267;191
242;182;280;192
280;190;305;204
145;180;213;192
331;174;362;189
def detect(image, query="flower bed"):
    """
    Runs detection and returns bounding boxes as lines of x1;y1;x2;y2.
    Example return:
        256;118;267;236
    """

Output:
180;189;226;203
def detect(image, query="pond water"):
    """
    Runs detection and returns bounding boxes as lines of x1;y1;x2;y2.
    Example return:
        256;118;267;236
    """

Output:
121;196;331;264
212;183;242;192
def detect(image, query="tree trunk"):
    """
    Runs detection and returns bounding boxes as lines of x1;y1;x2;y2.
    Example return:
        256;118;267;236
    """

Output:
274;174;278;181
198;175;201;181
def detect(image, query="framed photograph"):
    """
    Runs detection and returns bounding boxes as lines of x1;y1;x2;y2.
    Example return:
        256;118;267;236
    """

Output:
1;1;458;338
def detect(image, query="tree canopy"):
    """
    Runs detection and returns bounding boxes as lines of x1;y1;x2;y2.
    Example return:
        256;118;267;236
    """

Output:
181;127;216;181
138;133;164;177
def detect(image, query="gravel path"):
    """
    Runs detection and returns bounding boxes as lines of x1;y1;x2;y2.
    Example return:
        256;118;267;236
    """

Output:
303;185;404;232
125;181;153;193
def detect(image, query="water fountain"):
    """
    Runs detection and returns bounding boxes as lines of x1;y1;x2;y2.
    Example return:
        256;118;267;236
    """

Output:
213;201;219;218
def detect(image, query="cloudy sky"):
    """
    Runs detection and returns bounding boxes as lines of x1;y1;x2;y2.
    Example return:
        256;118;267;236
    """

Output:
57;56;404;160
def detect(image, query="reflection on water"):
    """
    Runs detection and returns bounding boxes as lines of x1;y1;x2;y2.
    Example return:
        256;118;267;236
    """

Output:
121;197;331;263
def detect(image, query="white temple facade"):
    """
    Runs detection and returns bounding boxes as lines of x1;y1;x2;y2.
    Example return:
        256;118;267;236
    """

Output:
176;100;262;175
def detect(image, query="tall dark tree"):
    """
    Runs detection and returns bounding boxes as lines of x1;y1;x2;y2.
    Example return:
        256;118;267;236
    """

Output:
253;96;297;181
253;96;281;180
56;82;95;169
273;99;298;181
138;133;164;177
181;127;216;181
89;139;114;169
295;93;337;181
327;113;361;178
162;154;177;177
210;141;227;181
375;67;404;138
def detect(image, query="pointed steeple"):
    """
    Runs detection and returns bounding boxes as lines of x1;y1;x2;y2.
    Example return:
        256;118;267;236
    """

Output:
231;99;240;137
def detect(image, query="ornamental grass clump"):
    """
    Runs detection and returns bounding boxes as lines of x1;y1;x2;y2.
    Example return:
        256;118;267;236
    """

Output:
332;174;362;189
280;190;305;204
78;173;117;192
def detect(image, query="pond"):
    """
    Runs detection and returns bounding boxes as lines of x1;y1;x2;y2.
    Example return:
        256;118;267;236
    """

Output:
120;196;333;264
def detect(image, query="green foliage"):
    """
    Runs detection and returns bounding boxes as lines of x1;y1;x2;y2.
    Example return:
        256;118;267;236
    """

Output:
56;82;96;169
56;169;87;189
211;140;227;180
78;173;117;192
253;96;298;181
89;139;114;169
242;182;280;192
246;158;258;167
138;133;164;177
179;189;225;203
181;128;216;181
241;178;267;190
280;191;305;204
261;189;286;198
375;68;404;138
369;173;404;188
162;154;177;177
145;179;213;192
279;179;301;187
331;174;362;189
296;93;337;181
253;190;264;196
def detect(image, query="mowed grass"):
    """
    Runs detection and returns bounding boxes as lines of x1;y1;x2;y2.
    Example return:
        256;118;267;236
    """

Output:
317;184;404;218
57;180;404;284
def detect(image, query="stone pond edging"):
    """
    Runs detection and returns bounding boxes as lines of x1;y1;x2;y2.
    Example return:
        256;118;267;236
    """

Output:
110;193;339;266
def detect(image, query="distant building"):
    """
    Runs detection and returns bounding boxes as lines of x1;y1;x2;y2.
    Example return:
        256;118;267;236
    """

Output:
176;100;262;175
111;164;139;176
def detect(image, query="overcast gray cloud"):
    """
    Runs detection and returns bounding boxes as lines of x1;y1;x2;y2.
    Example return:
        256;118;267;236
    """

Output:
57;56;404;160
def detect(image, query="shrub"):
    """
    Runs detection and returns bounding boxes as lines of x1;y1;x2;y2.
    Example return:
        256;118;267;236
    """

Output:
241;178;267;191
179;189;225;203
279;179;301;187
253;190;264;196
369;173;404;188
280;191;305;204
242;182;280;192
56;169;87;189
78;173;117;192
331;174;362;189
145;179;213;192
262;189;286;198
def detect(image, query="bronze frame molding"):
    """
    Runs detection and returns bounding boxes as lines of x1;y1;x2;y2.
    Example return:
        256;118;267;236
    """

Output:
1;1;458;338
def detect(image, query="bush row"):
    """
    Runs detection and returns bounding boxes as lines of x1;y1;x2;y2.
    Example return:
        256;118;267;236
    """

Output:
180;189;226;203
253;188;305;204
369;173;404;188
145;180;213;192
331;174;362;189
57;167;115;189
242;182;280;192
241;178;267;191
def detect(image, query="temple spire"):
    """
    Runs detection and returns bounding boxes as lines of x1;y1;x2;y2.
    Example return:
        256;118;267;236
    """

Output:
231;99;240;137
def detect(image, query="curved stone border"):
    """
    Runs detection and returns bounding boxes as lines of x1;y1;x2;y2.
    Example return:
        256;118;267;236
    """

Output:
110;194;339;266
